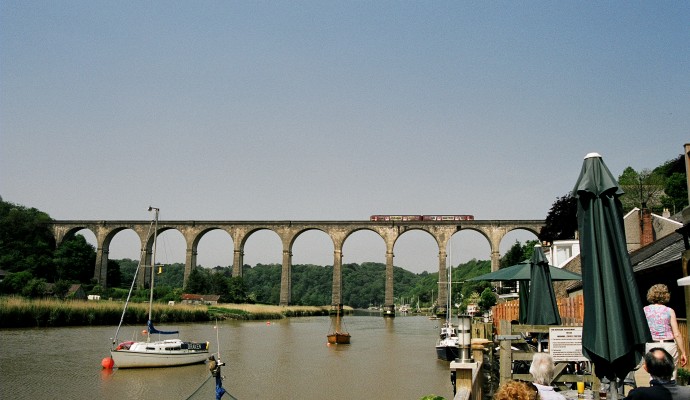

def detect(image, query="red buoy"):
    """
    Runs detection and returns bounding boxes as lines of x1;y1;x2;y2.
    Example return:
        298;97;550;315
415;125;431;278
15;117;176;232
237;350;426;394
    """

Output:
101;357;114;369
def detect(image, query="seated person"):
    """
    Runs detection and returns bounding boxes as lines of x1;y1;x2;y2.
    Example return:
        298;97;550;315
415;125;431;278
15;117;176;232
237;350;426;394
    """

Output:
494;380;539;400
529;353;566;400
624;347;690;400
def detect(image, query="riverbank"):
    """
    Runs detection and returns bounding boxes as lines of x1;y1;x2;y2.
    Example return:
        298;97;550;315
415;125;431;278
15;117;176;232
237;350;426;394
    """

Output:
0;296;343;328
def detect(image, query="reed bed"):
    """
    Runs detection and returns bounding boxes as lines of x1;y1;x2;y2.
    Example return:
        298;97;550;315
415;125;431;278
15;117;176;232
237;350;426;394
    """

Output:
0;296;208;328
0;297;345;328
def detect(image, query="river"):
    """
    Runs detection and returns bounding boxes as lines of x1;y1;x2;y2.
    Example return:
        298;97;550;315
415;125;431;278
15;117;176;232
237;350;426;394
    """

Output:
0;312;457;400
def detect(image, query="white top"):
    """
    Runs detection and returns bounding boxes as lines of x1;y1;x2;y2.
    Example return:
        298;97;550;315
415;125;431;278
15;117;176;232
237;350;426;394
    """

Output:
584;152;602;159
533;383;567;400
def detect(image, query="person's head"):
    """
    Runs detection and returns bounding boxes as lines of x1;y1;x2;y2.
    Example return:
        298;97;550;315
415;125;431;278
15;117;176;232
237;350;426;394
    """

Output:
494;380;539;400
646;284;671;305
529;353;555;385
643;347;674;381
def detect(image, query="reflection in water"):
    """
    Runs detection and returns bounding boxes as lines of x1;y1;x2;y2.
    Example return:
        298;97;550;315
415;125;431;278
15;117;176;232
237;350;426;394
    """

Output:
0;315;454;400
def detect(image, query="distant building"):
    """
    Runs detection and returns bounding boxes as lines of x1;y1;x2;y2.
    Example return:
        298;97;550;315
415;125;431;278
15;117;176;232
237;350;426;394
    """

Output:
181;293;220;305
66;284;86;300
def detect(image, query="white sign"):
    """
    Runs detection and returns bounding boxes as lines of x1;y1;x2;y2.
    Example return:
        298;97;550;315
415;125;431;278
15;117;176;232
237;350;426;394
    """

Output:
549;327;588;362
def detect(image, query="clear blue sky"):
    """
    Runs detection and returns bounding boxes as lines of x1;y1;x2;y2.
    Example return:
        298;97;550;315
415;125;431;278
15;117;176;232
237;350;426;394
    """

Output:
1;2;688;273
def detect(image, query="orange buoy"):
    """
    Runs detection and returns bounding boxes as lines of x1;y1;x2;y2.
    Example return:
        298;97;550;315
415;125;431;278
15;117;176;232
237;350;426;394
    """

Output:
101;357;114;369
266;321;270;325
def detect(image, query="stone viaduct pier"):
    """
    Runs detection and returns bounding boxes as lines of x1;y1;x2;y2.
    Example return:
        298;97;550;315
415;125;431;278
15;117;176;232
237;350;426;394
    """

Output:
49;219;543;315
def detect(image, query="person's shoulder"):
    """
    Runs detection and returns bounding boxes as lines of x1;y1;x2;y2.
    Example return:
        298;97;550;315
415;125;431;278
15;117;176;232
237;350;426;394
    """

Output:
624;386;658;400
670;383;690;395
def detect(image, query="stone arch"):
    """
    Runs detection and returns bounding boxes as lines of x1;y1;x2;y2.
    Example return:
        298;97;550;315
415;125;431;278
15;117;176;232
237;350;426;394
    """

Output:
238;227;283;304
186;227;234;285
137;226;186;289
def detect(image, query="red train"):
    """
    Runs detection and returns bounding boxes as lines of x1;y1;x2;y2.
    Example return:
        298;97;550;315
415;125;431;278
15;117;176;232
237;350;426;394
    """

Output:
369;215;475;222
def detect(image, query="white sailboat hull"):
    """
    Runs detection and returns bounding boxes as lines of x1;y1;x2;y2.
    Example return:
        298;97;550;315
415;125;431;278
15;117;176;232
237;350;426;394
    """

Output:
111;339;209;368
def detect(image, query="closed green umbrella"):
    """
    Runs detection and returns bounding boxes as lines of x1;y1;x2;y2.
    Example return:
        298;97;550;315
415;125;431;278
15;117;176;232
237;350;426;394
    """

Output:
525;244;561;325
573;153;651;384
518;279;529;324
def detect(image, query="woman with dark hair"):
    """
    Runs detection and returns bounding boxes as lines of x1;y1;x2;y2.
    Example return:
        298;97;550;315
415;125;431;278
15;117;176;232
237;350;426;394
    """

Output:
643;284;687;380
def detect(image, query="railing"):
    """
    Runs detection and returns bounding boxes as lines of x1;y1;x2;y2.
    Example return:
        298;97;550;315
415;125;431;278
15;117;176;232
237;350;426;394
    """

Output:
497;320;595;390
492;295;689;350
451;340;490;400
493;296;584;334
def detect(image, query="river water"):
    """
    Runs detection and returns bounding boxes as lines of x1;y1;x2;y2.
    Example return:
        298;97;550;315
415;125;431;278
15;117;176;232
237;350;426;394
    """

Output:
0;313;456;400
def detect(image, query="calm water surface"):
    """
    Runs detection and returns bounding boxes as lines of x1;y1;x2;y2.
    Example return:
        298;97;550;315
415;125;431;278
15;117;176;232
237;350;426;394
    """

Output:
0;313;455;400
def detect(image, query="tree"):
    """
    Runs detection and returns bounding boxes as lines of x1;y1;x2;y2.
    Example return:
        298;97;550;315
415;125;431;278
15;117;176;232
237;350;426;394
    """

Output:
0;200;55;277
540;194;578;242
500;241;525;268
478;287;497;312
618;167;666;212
52;235;96;283
0;271;32;294
185;267;210;294
662;172;688;214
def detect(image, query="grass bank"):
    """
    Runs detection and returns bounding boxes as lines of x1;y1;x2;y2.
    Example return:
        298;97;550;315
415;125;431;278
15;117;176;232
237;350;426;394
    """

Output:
208;303;339;320
0;296;343;328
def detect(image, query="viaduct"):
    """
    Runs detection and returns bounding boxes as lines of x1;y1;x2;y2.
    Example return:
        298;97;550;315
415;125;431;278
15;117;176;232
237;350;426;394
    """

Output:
49;219;544;316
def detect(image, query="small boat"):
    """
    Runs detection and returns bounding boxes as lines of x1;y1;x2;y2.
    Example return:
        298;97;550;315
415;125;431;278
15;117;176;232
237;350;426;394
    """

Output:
327;305;351;345
110;207;209;368
435;319;460;361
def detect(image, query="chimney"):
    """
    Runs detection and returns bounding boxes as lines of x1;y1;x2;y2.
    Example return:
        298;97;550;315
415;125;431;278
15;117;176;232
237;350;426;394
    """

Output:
663;208;670;218
640;208;654;247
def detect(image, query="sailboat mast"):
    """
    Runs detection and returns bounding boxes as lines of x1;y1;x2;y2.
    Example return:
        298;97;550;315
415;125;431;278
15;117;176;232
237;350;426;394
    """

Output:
148;206;159;325
448;241;452;319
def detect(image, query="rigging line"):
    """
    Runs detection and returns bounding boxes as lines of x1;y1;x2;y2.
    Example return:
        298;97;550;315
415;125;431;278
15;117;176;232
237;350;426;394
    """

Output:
183;374;212;400
111;217;156;347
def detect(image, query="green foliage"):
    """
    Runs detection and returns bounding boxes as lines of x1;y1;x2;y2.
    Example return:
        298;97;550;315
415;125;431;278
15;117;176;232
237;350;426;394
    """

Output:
662;172;688;214
677;367;690;386
52;235;96;283
540;194;578;242
116;258;139;287
618;155;688;214
478;287;497;311
0;271;33;294
0;200;55;278
22;278;48;298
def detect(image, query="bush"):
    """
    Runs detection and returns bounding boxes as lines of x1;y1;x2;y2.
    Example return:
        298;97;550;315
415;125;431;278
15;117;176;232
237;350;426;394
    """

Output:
678;367;690;386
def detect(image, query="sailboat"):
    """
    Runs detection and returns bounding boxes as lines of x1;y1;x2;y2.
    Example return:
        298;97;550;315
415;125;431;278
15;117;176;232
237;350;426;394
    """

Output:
327;305;351;344
110;207;210;368
435;247;460;361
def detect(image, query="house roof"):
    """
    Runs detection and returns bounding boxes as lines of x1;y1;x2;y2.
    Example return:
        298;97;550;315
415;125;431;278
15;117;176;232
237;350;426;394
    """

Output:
182;293;220;301
67;284;82;293
630;232;684;273
558;231;686;296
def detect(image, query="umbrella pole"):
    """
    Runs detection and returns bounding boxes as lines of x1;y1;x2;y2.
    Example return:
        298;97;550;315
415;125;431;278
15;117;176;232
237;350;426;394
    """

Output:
609;380;618;400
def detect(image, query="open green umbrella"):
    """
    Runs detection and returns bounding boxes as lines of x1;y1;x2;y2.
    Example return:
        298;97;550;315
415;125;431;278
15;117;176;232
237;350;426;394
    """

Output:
573;153;651;384
468;259;580;323
467;261;582;282
525;244;562;325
